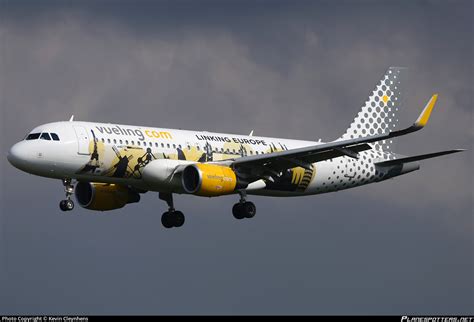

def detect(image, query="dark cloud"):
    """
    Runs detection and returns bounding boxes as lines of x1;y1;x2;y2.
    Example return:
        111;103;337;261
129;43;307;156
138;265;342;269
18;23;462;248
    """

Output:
1;0;472;314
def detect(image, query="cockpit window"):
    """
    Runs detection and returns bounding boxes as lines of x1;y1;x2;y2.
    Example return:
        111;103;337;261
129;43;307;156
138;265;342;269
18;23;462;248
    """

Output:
50;133;60;141
40;133;51;140
26;133;41;140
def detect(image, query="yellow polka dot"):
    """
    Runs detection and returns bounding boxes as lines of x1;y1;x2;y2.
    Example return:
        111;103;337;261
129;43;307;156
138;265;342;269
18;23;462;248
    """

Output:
382;95;389;103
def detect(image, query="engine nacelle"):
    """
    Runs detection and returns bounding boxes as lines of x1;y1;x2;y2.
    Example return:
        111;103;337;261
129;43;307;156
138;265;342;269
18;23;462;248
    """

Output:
142;159;195;193
182;164;245;197
75;182;140;211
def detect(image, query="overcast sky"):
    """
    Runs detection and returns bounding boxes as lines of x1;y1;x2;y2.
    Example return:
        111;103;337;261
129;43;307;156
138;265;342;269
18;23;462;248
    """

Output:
0;0;472;315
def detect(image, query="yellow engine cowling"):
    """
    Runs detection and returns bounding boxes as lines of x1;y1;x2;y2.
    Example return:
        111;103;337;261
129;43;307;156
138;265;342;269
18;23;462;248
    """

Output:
75;182;140;211
181;164;244;197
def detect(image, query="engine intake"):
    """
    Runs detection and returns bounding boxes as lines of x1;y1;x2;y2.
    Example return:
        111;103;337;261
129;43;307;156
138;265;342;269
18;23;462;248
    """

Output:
182;164;245;197
75;182;140;211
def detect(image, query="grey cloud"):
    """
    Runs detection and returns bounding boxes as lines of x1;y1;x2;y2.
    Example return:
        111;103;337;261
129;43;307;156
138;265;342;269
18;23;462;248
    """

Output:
1;0;472;314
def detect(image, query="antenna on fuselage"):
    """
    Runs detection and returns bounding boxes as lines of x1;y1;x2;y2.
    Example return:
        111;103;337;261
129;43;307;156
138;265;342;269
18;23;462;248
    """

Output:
249;130;254;137
69;115;74;122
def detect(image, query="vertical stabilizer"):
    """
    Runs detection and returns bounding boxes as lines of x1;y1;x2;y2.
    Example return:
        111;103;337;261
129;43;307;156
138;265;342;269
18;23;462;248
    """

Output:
339;67;405;152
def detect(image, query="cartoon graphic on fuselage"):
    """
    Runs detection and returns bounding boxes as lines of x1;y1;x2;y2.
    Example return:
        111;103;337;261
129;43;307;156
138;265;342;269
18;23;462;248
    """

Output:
7;67;464;229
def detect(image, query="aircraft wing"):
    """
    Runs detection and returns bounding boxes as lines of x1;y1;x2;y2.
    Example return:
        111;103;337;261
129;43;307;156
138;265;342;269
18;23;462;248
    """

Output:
228;94;439;176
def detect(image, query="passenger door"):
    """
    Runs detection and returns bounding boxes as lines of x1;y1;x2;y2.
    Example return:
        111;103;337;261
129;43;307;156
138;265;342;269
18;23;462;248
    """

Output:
73;126;91;155
344;157;356;179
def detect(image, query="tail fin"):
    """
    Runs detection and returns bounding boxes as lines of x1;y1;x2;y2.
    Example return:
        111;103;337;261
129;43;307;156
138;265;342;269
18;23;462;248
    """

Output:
339;67;405;152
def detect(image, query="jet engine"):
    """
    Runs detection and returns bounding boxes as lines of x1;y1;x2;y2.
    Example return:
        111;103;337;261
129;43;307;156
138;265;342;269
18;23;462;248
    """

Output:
75;182;140;211
181;164;246;197
142;159;195;192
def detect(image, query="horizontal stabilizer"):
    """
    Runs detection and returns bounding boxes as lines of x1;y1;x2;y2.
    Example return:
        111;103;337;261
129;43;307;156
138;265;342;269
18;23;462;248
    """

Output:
375;149;465;167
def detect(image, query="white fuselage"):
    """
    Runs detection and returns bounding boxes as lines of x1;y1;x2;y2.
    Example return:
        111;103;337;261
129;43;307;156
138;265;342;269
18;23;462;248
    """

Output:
8;121;418;197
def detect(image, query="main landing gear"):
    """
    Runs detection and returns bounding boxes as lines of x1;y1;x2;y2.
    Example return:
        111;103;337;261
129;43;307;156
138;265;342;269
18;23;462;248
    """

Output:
159;192;185;229
158;191;256;228
59;178;75;211
232;190;256;220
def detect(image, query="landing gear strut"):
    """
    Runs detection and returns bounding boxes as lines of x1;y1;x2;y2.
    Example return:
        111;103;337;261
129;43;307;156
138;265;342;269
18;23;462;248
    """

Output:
59;178;75;211
159;192;185;228
232;190;256;220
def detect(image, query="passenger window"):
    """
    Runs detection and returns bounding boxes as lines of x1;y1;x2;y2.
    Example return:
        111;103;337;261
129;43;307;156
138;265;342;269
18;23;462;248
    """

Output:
155;143;158;147
167;144;170;148
137;141;141;146
26;133;41;140
161;143;165;148
40;133;51;140
101;138;105;143
173;144;176;149
131;141;134;145
113;139;117;144
50;133;60;141
107;139;111;144
125;140;129;145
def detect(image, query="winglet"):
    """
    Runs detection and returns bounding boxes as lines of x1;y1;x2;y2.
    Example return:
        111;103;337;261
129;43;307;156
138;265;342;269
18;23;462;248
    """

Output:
381;93;440;138
414;94;438;128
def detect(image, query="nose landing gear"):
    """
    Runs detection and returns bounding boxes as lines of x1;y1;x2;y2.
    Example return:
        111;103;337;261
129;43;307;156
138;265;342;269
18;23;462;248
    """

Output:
232;191;256;220
59;178;75;211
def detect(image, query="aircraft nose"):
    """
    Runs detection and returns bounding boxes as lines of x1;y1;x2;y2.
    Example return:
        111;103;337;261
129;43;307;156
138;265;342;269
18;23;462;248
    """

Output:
7;142;31;169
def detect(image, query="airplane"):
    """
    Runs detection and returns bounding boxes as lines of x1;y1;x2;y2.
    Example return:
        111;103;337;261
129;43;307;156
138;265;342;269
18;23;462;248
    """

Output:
7;67;464;228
